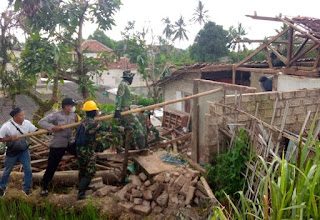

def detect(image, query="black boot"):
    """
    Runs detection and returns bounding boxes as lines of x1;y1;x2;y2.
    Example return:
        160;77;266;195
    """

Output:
77;178;91;200
136;136;146;149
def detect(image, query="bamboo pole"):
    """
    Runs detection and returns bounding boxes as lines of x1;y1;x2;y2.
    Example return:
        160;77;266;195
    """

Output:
17;87;223;138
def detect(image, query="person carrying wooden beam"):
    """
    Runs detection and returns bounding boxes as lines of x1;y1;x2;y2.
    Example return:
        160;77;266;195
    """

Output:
114;70;146;150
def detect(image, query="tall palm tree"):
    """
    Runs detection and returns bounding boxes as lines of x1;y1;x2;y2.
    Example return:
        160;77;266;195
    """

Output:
228;23;248;61
162;17;174;39
190;0;209;26
172;15;188;41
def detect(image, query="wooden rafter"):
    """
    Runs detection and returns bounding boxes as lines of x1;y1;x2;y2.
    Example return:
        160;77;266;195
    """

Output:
287;27;294;66
234;39;312;44
267;45;287;64
235;26;290;67
313;49;320;69
289;43;320;66
279;17;320;45
292;38;309;60
245;15;282;22
264;48;273;68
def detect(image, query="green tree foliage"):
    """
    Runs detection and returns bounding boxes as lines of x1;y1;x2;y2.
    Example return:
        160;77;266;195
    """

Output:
205;128;251;200
88;29;116;49
190;21;230;62
190;0;209;26
9;0;121;99
172;16;189;42
162;17;174;40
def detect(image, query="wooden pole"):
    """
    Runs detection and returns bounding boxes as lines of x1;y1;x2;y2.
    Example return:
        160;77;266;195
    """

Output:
191;81;199;162
121;131;131;183
17;87;223;138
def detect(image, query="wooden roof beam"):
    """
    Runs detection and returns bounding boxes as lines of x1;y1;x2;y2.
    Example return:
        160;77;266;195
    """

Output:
246;15;282;22
267;45;288;64
235;26;290;68
287;27;293;66
234;39;312;44
289;43;320;66
278;16;320;45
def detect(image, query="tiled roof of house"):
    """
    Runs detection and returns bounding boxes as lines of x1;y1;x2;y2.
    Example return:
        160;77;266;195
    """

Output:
81;40;113;53
292;16;320;35
107;57;138;70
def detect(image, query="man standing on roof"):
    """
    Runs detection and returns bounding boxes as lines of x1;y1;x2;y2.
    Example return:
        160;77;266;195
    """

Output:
114;70;146;150
76;100;124;200
0;108;38;196
38;98;78;197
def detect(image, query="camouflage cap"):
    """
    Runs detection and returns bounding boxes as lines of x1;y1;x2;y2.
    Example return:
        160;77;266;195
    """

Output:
122;70;135;78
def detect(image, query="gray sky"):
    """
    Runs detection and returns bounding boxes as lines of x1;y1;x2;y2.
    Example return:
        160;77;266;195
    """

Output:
1;0;319;49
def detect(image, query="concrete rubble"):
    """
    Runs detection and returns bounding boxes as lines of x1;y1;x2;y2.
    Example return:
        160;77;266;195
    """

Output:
89;166;211;218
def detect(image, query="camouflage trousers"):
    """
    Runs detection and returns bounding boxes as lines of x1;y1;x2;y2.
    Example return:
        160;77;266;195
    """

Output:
77;144;97;180
119;113;145;148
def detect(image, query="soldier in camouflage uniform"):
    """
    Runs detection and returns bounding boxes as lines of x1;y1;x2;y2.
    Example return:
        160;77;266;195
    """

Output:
137;110;160;147
76;100;123;200
114;70;146;149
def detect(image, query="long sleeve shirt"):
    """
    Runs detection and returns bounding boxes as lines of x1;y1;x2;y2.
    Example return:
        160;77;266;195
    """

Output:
38;110;78;148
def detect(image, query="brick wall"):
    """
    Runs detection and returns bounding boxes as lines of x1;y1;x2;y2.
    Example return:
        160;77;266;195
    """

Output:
203;88;320;163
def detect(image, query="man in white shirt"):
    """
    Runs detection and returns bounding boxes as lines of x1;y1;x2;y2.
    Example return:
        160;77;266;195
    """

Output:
0;107;37;196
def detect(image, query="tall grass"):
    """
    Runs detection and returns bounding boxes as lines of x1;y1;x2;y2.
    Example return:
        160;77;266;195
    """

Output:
0;198;107;220
211;115;320;219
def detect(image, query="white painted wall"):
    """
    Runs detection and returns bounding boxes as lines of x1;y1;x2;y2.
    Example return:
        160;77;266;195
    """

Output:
277;75;320;91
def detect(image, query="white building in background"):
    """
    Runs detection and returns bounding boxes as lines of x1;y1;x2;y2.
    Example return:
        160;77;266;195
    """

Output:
81;40;148;96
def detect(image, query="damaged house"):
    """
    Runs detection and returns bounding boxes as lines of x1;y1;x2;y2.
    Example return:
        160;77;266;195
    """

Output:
157;15;320;163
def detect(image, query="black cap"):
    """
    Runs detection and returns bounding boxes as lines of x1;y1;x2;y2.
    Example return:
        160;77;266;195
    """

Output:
62;98;77;107
259;76;268;82
9;107;22;117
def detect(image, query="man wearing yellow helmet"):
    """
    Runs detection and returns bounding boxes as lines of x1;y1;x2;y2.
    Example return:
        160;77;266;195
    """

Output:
75;100;123;200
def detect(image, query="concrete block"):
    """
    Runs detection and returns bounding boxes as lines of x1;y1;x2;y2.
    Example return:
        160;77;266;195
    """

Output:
129;175;142;186
185;186;196;205
153;173;165;183
187;168;200;178
190;177;199;186
142;200;150;207
143;189;153;200
133;198;143;205
283;91;295;99
138;172;147;182
307;105;318;112
131;189;142;198
133;204;151;215
295;90;307;98
156;191;169;207
148;183;158;192
293;106;305;115
151;201;157;209
153;206;163;214
90;177;104;190
144;180;151;187
241;94;255;102
114;183;132;201
288;99;302;107
180;180;191;196
302;98;314;105
286;115;297;124
306;88;319;97
119;202;134;212
152;183;165;200
95;185;118;197
173;174;187;190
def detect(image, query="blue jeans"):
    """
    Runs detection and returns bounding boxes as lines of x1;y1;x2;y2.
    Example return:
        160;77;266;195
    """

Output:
0;148;32;190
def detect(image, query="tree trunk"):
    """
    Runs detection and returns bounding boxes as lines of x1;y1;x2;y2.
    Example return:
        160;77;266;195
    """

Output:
0;170;121;187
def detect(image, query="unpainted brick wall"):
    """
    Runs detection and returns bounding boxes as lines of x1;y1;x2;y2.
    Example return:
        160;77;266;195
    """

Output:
202;88;320;163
